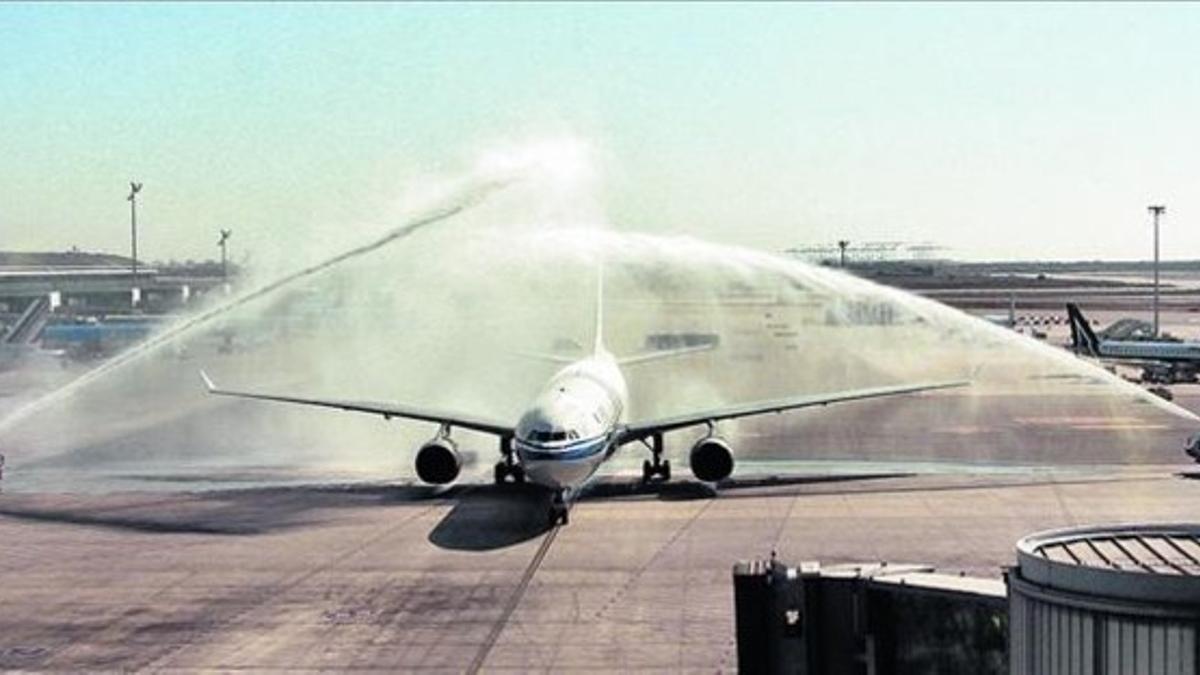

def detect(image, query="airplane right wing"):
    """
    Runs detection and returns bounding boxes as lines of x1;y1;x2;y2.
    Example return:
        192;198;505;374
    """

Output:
200;371;514;437
619;380;968;442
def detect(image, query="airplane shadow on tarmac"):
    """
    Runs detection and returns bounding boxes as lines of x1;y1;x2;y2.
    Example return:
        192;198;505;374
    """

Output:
427;473;919;551
0;482;456;536
0;470;914;545
581;472;915;502
428;483;555;551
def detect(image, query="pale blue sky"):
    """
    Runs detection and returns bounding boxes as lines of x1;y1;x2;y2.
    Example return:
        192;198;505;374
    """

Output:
3;3;1200;261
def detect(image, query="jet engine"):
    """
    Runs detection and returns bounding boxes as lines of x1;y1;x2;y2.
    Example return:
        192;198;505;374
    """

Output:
689;435;734;482
415;437;462;484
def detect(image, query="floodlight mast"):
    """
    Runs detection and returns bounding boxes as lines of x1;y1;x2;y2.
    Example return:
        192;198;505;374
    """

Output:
218;229;232;282
1149;205;1165;337
127;182;143;284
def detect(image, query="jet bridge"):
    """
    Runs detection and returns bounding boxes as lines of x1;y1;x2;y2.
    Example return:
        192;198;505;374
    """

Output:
733;557;1007;674
734;523;1200;675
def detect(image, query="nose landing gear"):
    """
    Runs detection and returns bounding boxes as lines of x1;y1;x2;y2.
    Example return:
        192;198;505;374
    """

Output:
641;433;670;483
549;489;570;526
493;436;526;484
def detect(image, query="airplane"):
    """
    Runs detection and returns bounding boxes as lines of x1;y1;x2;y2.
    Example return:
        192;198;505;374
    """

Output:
201;274;967;526
1067;303;1200;384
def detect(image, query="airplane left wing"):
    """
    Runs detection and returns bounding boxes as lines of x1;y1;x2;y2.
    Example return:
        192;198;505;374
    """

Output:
200;371;514;436
619;380;968;442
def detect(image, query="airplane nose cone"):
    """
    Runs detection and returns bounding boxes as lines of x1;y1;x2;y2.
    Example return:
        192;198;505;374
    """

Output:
520;458;595;490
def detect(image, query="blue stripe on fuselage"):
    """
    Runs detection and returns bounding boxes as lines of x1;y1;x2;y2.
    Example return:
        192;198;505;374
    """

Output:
518;436;609;462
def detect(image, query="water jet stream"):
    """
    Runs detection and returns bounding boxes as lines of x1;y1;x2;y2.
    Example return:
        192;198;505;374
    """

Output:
0;176;511;433
3;138;1193;481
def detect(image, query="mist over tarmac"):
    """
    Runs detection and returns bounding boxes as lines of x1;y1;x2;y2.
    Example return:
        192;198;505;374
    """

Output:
0;137;1193;491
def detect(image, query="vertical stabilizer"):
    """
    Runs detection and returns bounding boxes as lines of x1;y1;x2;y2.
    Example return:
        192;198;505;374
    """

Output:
593;263;606;356
1066;303;1100;356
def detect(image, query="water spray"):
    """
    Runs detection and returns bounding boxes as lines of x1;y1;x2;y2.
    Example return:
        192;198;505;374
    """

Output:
493;227;1200;424
0;175;513;433
4;135;1194;482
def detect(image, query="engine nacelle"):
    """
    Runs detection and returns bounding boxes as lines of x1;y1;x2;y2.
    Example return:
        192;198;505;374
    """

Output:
689;436;734;482
415;438;462;484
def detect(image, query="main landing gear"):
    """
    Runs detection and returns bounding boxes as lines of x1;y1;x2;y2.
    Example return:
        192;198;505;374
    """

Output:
493;436;525;484
549;489;570;527
641;433;670;483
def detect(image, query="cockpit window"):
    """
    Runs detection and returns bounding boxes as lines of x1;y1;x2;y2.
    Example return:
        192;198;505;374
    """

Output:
527;429;571;443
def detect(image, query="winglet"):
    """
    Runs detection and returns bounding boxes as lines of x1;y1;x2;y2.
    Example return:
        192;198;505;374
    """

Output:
199;369;217;393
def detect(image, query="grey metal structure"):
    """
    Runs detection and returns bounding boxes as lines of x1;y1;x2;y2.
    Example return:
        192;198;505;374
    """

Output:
733;524;1200;674
732;558;1008;674
1009;523;1200;674
2;296;51;344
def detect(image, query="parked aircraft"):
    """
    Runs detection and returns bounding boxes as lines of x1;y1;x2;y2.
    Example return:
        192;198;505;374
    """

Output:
1067;303;1200;384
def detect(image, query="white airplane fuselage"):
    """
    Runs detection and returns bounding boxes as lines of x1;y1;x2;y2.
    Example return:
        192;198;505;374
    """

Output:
512;351;629;493
1094;340;1200;363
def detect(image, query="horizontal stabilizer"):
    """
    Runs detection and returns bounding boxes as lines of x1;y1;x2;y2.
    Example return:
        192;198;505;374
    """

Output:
513;351;579;365
616;343;715;367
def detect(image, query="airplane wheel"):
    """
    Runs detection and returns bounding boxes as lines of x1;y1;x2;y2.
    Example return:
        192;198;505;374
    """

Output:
511;465;525;483
560;509;569;526
493;463;506;484
642;460;653;483
661;460;671;482
550;490;569;526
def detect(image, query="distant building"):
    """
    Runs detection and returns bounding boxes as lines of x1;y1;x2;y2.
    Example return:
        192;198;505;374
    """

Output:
0;250;223;316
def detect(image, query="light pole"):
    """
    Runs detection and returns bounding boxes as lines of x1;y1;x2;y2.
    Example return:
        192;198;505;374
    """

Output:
127;181;143;282
218;229;232;282
837;240;850;268
1149;205;1165;337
